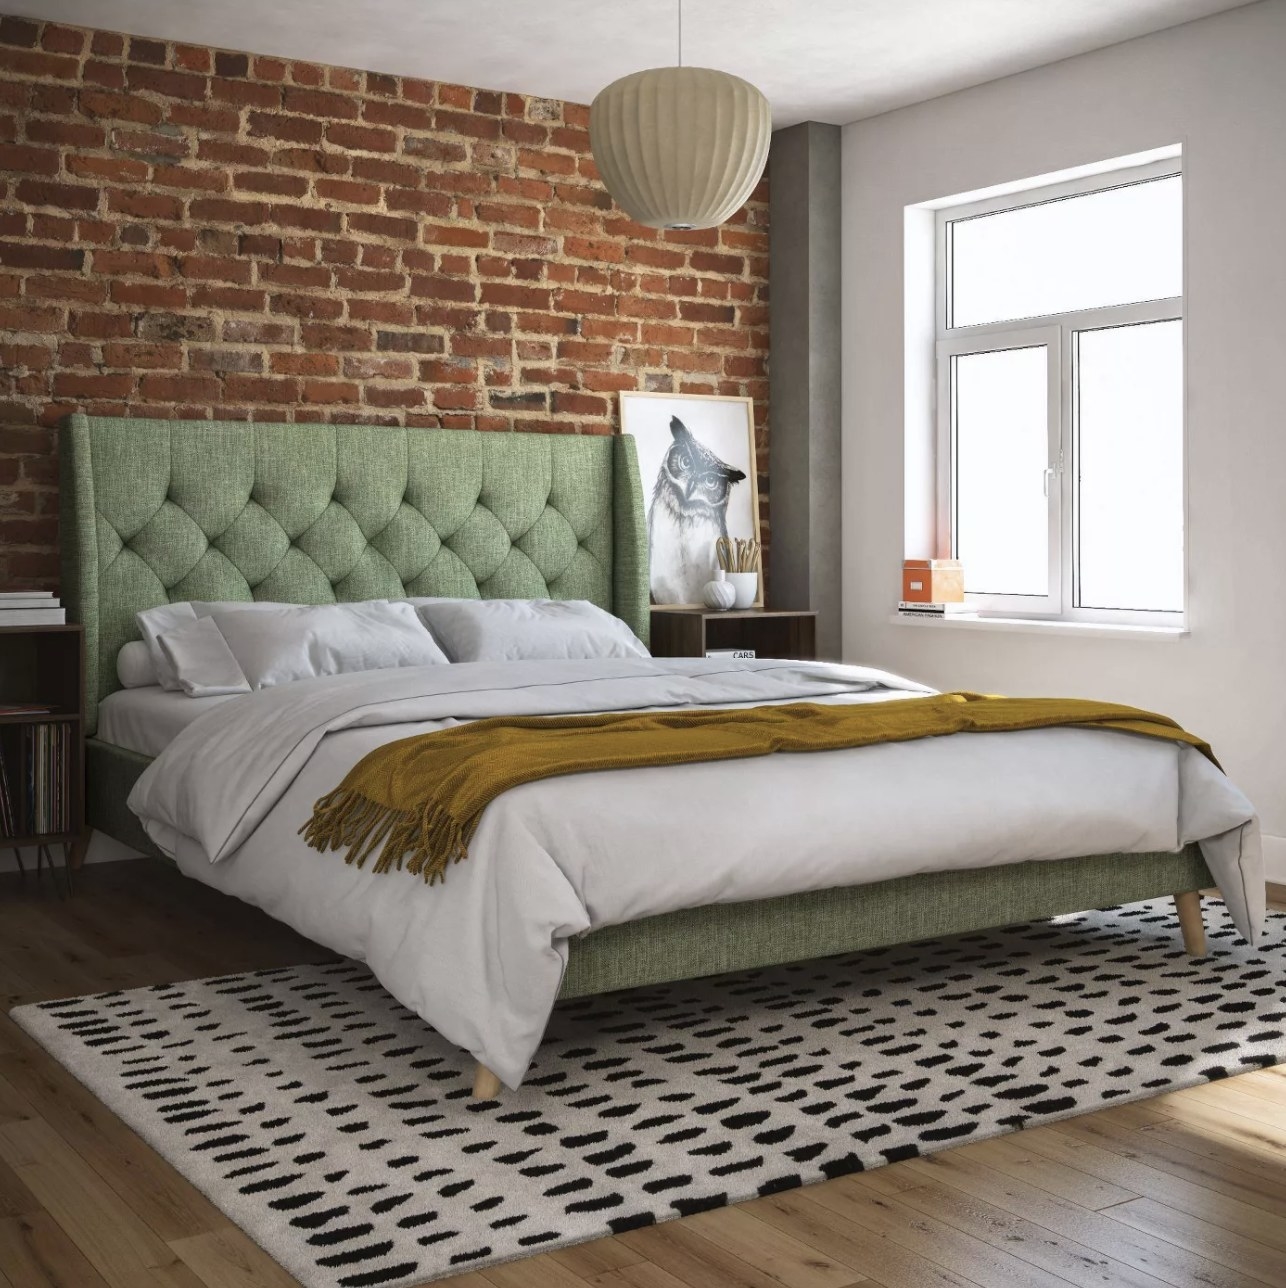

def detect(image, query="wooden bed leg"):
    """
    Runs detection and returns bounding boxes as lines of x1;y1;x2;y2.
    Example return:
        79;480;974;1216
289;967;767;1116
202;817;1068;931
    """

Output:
1174;890;1206;957
472;1063;502;1100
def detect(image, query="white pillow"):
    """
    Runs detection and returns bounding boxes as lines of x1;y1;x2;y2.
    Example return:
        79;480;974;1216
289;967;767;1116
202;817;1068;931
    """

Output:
414;598;649;663
136;602;199;691
157;616;251;697
136;600;376;691
206;601;450;690
117;640;159;689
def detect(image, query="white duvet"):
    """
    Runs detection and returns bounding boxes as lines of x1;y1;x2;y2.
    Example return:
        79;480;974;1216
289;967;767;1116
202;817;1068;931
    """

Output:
127;657;1264;1088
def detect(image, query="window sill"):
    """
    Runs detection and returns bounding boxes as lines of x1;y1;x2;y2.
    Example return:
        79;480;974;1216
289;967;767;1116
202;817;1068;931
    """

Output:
888;613;1188;641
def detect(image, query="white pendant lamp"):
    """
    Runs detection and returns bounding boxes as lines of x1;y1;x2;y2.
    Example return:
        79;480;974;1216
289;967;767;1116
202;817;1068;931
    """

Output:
589;2;770;231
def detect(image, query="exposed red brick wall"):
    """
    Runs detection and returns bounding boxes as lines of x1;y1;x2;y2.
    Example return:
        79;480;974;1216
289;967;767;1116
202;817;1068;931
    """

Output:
0;15;769;589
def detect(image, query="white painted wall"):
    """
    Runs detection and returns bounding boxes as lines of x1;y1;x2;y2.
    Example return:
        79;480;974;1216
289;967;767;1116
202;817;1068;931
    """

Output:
841;0;1286;880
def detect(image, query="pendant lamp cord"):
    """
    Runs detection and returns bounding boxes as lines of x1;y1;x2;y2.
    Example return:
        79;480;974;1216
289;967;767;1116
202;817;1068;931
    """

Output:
677;0;683;67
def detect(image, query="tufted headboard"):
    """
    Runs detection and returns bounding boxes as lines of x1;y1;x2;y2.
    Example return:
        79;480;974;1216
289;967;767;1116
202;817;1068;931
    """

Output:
60;415;649;733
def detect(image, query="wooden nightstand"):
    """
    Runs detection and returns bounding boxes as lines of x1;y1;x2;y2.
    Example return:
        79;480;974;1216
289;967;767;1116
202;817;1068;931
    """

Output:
650;608;818;661
0;624;87;894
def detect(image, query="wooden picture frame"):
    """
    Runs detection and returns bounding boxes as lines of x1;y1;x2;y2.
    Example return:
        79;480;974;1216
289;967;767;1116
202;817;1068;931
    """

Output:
621;391;762;609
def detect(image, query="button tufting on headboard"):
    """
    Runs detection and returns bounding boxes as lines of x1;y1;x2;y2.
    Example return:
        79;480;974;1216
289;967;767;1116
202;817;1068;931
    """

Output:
60;417;649;733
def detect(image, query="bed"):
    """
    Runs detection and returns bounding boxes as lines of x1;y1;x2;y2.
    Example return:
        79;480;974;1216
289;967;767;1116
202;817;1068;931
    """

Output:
61;414;1260;1095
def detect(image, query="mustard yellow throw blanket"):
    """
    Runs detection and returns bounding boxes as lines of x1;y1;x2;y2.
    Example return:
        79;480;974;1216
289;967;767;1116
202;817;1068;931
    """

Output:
301;692;1216;884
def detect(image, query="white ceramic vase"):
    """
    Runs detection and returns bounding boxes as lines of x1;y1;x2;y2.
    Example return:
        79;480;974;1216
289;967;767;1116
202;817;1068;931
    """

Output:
726;572;758;609
702;570;736;611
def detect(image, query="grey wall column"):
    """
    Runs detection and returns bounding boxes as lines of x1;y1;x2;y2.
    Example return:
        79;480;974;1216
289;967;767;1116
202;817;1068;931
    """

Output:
769;121;842;659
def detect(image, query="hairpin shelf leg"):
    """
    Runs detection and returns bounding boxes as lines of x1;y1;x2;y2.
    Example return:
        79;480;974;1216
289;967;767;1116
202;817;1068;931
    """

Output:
64;831;89;897
10;847;24;888
37;844;68;900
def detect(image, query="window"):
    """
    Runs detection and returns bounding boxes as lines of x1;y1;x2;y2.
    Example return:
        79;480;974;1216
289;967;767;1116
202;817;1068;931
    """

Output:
935;159;1184;623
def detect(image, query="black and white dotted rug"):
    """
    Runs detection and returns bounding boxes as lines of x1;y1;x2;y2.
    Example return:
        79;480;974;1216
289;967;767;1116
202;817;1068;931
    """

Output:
12;898;1286;1288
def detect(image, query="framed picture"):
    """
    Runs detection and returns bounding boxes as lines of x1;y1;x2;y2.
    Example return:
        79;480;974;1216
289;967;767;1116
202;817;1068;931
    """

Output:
621;390;762;608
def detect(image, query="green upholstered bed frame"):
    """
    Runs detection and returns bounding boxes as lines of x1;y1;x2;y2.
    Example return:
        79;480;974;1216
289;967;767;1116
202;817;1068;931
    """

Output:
61;414;649;734
61;414;1212;1007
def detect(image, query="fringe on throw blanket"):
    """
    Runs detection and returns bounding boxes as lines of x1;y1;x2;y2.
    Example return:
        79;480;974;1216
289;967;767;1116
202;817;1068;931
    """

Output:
303;788;475;884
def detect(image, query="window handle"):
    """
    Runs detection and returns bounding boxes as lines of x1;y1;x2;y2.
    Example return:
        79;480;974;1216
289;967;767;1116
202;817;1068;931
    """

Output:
1043;465;1057;498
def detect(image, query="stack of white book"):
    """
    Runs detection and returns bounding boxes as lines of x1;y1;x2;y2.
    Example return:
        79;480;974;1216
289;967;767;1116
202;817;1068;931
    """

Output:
0;590;65;626
897;601;975;618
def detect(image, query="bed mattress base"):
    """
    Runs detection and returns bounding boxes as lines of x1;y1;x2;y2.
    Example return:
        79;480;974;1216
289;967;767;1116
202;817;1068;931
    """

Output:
87;737;1213;1000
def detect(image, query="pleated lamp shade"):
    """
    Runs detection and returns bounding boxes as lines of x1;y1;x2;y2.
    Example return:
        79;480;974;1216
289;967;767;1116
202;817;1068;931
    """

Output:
589;66;771;230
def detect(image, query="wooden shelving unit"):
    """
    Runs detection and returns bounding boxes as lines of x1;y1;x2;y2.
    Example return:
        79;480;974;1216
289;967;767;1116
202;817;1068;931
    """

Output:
0;624;87;893
650;607;818;661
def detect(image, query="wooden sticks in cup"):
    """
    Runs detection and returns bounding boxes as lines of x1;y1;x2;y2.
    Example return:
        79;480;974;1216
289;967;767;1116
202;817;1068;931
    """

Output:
715;537;761;574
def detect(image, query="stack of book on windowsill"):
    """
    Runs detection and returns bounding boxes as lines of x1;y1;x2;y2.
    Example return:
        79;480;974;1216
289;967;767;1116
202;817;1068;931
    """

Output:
0;590;64;626
897;601;976;619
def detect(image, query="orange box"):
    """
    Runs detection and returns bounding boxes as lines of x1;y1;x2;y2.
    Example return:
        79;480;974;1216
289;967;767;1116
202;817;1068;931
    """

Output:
902;559;964;603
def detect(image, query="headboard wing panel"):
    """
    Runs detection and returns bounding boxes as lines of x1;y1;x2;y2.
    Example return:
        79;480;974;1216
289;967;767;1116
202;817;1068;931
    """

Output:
61;416;649;733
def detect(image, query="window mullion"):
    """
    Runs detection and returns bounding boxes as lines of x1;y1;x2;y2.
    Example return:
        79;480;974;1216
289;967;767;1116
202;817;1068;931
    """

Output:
942;296;1181;343
1046;331;1064;616
1061;325;1076;616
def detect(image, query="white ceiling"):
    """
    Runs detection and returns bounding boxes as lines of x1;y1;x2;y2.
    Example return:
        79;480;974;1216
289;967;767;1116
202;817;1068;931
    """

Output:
25;0;1255;126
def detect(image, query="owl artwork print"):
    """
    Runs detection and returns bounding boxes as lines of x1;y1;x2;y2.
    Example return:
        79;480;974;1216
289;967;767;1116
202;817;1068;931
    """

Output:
647;416;747;604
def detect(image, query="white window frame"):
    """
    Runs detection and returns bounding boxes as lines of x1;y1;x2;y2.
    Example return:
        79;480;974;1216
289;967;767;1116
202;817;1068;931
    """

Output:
937;326;1061;615
934;158;1184;626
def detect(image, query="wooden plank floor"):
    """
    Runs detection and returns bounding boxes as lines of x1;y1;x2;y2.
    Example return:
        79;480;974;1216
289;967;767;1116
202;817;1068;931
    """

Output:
1;859;1284;1288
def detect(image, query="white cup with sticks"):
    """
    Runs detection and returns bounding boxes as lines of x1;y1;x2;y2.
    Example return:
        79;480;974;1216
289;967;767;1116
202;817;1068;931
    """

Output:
716;536;760;609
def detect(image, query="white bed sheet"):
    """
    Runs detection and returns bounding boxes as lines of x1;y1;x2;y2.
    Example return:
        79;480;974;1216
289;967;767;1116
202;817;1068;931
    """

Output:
127;658;1264;1088
97;686;238;758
